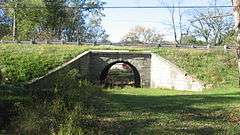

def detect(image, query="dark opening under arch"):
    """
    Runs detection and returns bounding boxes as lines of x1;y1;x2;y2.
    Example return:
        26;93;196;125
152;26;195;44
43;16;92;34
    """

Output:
100;61;141;88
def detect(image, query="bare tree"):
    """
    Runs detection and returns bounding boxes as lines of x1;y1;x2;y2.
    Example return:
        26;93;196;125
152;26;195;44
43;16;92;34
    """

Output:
159;0;189;45
121;26;164;45
169;5;179;45
191;9;233;45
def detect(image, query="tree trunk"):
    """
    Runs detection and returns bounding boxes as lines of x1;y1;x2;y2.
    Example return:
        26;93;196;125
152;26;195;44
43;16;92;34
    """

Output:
233;0;240;87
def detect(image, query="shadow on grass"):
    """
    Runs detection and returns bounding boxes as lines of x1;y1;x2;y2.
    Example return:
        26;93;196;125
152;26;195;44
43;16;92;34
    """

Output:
0;85;30;131
91;91;240;134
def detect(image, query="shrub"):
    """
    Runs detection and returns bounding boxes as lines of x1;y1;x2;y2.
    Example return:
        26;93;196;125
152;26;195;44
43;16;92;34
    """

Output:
14;69;101;134
1;36;15;41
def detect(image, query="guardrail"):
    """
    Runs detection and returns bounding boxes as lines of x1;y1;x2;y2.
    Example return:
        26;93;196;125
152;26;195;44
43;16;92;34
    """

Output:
0;40;238;52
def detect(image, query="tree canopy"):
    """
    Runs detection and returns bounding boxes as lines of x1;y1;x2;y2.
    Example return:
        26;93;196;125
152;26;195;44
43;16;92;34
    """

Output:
1;0;108;42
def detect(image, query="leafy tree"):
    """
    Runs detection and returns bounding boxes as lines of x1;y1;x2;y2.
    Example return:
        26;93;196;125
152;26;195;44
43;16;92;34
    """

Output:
221;30;236;46
6;0;46;40
42;0;67;40
4;0;108;42
42;0;108;42
181;35;204;45
0;24;11;39
0;9;11;39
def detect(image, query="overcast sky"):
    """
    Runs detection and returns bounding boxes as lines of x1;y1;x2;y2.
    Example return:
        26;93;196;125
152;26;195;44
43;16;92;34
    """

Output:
102;0;232;42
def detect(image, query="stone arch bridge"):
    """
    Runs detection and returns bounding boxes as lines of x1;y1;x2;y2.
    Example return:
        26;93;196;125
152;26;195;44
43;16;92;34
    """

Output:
29;50;204;91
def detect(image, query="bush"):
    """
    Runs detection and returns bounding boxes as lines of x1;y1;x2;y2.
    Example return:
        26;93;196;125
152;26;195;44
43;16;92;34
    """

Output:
13;69;101;134
1;36;15;41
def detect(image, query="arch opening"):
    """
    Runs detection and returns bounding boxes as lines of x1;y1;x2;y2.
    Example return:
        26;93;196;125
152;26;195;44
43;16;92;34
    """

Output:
100;61;141;88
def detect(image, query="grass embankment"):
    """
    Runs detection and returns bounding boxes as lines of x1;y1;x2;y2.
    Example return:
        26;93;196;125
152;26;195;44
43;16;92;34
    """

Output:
154;49;238;87
0;44;238;87
0;44;240;134
0;44;145;84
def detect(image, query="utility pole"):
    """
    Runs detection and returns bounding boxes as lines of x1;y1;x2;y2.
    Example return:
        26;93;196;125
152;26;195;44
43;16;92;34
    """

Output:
12;0;17;42
13;8;16;41
214;0;217;15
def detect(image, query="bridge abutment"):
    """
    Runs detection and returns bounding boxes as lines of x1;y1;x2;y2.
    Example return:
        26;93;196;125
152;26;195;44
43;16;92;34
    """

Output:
29;50;205;91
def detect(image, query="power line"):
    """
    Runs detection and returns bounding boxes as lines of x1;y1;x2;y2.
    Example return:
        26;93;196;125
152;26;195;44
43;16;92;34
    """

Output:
101;5;233;9
0;5;234;9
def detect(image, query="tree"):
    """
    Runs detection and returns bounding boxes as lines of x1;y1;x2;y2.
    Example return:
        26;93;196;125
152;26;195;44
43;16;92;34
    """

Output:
43;0;108;42
4;0;108;42
42;0;68;40
0;9;11;39
6;0;46;40
221;30;236;45
191;9;233;45
233;0;240;44
64;0;108;42
181;35;204;45
121;26;164;45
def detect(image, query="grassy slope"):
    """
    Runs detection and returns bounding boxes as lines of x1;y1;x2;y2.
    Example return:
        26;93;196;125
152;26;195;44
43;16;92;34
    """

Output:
1;44;240;134
96;88;240;134
1;44;238;87
0;44;90;84
153;48;238;87
0;44;145;84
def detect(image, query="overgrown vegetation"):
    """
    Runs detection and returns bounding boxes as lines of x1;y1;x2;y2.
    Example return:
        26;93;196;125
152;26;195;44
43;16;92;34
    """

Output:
2;69;103;134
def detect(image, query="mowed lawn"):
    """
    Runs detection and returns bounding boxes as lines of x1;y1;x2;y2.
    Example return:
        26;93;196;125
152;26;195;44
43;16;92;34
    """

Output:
93;88;240;134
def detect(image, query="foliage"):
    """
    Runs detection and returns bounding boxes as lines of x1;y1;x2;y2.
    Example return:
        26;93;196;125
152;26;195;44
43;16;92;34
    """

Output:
121;25;164;45
0;8;11;39
181;35;204;45
1;36;15;41
4;0;108;42
0;24;11;40
14;69;101;134
6;0;46;40
221;30;236;46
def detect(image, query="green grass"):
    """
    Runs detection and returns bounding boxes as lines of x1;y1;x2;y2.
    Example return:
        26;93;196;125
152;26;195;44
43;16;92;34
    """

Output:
153;48;238;87
0;44;240;134
0;44;146;84
90;88;240;134
0;44;238;87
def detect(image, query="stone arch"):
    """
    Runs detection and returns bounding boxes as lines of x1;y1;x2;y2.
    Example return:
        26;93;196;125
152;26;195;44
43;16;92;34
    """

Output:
100;61;141;87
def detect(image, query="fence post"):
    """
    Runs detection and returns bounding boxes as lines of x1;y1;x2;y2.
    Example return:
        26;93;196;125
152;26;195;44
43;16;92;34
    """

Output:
30;39;36;45
61;39;65;45
77;40;81;45
224;45;228;53
207;44;211;50
45;39;49;44
191;45;196;48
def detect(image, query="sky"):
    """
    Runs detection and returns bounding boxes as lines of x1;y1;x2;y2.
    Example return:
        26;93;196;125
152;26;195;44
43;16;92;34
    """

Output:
102;0;232;42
